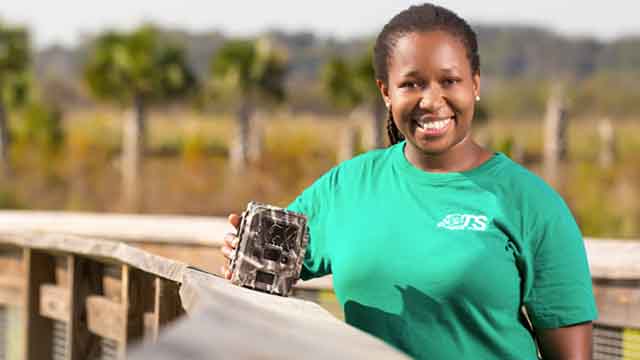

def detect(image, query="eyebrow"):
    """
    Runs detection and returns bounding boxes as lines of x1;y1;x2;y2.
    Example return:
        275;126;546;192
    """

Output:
400;69;421;78
440;66;460;74
400;66;461;78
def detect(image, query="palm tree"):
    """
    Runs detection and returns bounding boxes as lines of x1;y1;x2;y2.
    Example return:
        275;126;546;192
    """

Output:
0;21;30;176
209;38;286;171
84;25;196;210
322;49;386;150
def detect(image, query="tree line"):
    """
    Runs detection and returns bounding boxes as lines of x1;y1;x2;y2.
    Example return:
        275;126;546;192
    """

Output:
2;19;640;209
0;21;393;210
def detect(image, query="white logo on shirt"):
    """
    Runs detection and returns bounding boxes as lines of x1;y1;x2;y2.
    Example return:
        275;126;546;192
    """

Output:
437;214;488;231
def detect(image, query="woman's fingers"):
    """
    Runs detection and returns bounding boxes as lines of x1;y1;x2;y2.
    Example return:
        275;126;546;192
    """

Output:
222;212;241;281
220;265;232;280
221;244;234;259
228;213;241;230
223;232;239;249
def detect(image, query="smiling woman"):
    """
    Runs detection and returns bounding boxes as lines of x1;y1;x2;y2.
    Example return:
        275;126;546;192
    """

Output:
378;30;487;172
221;3;598;360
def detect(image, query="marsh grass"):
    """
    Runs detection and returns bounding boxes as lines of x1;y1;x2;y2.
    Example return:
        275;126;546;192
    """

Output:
5;109;640;238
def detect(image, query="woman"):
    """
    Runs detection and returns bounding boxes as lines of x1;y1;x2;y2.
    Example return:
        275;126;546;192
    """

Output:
222;4;597;359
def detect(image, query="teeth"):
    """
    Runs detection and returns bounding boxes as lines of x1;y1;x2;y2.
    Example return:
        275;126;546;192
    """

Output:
417;118;451;130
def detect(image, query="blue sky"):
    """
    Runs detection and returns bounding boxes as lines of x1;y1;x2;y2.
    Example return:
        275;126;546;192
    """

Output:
1;1;638;48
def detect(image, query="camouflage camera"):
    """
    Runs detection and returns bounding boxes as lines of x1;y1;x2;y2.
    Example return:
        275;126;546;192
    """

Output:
229;202;309;296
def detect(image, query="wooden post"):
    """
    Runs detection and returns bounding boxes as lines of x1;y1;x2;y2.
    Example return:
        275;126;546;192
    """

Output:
145;278;182;342
0;102;11;178
66;255;102;360
122;96;146;213
230;101;253;173
543;87;568;186
248;111;265;163
598;117;616;169
23;249;55;360
118;264;144;359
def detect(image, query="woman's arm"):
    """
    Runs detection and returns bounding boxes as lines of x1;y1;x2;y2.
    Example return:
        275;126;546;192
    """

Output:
536;322;593;360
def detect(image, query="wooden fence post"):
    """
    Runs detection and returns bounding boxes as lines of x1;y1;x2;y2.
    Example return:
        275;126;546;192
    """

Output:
118;265;144;359
248;112;265;164
67;255;102;359
0;103;11;179
145;278;182;342
598;117;616;169
543;87;568;186
23;249;55;360
122;102;146;213
230;102;253;173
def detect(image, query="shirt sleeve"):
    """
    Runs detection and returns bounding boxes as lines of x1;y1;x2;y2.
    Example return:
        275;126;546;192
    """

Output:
287;167;338;280
522;194;598;329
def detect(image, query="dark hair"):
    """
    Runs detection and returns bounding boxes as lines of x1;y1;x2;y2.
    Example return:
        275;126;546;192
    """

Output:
373;3;480;145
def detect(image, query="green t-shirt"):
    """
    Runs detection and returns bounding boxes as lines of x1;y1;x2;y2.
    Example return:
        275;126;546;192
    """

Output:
288;141;597;359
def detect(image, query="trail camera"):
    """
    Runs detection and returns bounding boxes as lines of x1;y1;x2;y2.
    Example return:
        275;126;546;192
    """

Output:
230;202;309;296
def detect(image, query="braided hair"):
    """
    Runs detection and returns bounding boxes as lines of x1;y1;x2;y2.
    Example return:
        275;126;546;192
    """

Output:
373;3;481;146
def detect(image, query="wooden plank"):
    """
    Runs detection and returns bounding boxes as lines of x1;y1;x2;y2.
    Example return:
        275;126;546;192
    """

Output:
585;239;640;279
23;248;55;360
0;246;24;277
0;210;230;246
593;280;640;328
135;243;223;277
0;232;188;283
86;295;124;341
103;264;122;302
146;277;183;341
0;274;23;306
1;211;638;279
39;284;69;322
129;268;410;360
119;264;145;359
0;247;25;306
55;256;69;287
66;255;102;360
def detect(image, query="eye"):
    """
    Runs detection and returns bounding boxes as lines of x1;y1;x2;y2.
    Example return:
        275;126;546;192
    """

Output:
442;78;461;87
399;80;420;89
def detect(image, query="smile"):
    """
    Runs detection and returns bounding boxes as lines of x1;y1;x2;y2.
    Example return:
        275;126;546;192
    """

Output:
414;117;454;135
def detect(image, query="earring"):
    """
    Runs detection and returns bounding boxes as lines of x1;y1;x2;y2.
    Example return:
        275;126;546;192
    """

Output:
385;102;390;109
475;95;480;102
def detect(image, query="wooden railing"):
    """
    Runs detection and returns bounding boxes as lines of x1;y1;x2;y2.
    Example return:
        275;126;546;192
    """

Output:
0;212;405;360
0;211;638;359
0;232;187;360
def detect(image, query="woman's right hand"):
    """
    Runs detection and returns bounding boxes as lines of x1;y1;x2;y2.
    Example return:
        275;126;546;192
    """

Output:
221;213;241;280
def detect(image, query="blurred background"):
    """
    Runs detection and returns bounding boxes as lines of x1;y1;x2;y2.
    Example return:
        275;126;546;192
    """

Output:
1;0;640;238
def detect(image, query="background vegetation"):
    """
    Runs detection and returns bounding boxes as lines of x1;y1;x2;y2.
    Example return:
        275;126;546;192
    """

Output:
1;20;640;239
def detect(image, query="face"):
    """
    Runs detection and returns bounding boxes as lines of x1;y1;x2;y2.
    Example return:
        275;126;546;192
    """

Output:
378;31;480;157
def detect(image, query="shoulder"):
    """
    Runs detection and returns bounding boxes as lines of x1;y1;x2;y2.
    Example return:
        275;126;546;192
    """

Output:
491;154;566;210
490;155;579;242
334;146;394;177
309;145;396;191
288;146;395;214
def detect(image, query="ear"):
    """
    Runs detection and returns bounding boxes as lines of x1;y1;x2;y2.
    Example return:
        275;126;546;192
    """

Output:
377;79;390;108
472;73;481;98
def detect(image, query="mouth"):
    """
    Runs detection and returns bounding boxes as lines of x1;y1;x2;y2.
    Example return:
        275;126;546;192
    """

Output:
413;116;454;136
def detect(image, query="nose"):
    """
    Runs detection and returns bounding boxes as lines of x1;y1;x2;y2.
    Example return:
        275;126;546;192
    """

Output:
418;84;445;111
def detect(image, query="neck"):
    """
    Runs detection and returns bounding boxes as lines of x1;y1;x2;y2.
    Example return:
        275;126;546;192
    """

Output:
404;136;492;173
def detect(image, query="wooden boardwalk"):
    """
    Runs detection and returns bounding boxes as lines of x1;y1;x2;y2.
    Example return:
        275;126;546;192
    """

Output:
0;210;638;359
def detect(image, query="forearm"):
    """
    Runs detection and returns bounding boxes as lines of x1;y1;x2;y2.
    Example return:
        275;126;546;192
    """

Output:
537;322;593;360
